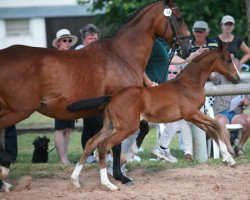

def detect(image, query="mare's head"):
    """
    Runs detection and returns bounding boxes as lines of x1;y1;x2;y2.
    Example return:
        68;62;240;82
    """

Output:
156;0;191;58
214;41;241;84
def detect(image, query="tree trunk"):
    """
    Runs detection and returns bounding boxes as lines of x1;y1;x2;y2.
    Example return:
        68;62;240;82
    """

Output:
245;0;250;43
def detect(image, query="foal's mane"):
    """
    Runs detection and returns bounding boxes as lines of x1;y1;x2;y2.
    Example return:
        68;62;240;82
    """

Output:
177;48;218;77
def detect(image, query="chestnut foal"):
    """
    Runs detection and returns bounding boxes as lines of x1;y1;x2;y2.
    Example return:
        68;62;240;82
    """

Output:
71;41;241;191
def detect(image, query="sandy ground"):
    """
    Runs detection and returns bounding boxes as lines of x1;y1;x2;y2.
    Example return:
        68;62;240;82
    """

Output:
1;164;250;200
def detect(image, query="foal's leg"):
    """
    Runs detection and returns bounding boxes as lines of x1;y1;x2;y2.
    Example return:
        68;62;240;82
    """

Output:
98;129;137;191
187;111;236;166
98;141;118;191
71;129;107;188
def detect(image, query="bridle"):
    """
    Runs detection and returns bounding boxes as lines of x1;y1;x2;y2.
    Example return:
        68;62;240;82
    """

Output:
162;6;189;51
159;5;189;83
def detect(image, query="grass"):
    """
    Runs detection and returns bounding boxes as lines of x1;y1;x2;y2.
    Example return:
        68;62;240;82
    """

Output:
6;113;250;181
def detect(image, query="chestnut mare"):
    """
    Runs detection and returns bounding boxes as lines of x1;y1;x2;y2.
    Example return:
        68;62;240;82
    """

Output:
0;0;191;188
71;41;241;191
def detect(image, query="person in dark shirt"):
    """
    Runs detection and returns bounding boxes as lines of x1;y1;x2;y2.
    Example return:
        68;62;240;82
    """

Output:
214;15;250;67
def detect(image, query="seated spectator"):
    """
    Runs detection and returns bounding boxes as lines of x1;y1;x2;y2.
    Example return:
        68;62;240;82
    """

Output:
211;67;250;156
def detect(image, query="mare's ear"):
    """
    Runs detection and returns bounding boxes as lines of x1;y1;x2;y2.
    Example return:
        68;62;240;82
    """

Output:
165;0;174;6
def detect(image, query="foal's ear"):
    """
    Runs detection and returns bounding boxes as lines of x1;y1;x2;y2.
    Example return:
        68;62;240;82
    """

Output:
218;40;229;53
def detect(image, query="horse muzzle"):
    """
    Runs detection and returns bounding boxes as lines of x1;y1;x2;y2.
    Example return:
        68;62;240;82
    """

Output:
232;74;242;84
176;37;192;59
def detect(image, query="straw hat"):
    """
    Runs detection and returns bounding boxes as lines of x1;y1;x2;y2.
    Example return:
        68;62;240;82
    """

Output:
52;29;78;48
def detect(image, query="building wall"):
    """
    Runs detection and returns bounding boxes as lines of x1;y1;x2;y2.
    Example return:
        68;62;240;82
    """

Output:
0;18;47;49
0;0;102;49
0;0;77;7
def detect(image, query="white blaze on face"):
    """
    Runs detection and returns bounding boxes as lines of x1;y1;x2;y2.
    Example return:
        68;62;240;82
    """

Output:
231;55;241;78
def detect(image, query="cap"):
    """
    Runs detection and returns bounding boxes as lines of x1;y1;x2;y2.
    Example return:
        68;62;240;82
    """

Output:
221;15;235;24
192;21;209;32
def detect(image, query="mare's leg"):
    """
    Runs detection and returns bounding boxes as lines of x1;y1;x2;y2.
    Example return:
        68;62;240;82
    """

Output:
0;110;34;129
112;144;133;185
136;120;149;148
186;110;236;166
0;143;11;182
71;128;108;188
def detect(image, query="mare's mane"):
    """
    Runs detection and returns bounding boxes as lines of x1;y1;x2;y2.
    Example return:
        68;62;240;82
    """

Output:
112;2;158;38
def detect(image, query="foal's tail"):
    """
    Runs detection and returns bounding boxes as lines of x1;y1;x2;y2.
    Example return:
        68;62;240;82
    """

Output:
67;96;112;112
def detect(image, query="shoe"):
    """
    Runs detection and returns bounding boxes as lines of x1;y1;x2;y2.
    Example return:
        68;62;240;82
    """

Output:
128;155;141;162
138;147;144;152
85;155;97;164
184;153;193;161
152;146;178;163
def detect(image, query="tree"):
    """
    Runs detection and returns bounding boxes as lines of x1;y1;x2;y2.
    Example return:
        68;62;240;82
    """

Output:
79;0;248;45
245;0;250;43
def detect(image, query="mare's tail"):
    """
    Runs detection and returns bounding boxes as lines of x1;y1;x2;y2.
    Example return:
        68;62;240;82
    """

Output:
67;96;112;112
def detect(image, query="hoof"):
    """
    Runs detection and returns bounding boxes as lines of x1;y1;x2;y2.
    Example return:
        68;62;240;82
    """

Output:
124;179;134;186
103;182;118;191
0;182;12;192
71;178;81;188
223;156;236;167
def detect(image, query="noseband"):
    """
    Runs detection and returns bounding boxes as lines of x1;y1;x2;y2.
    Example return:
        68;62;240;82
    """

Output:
162;6;189;51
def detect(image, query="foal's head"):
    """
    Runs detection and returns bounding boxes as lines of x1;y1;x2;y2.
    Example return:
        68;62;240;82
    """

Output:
214;41;241;84
158;0;191;58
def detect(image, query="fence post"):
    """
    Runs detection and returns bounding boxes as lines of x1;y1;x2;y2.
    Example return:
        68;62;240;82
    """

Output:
191;107;208;162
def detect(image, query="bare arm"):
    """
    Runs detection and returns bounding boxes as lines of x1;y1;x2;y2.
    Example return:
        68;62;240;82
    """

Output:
239;42;250;65
143;72;158;87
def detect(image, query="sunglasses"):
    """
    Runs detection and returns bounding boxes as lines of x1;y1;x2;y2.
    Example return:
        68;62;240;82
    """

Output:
168;71;178;75
224;22;234;26
62;39;72;43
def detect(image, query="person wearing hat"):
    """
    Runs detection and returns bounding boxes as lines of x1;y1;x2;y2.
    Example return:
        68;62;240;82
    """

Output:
210;16;250;156
75;24;102;164
191;20;218;52
52;29;78;165
214;15;250;66
52;29;78;50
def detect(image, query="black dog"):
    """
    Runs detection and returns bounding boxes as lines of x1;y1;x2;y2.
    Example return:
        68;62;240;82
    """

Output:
32;136;50;163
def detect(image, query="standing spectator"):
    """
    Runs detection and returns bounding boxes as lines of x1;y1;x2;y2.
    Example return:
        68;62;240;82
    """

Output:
4;125;17;163
214;15;250;67
191;21;218;52
75;24;102;164
52;29;78;164
152;64;193;162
